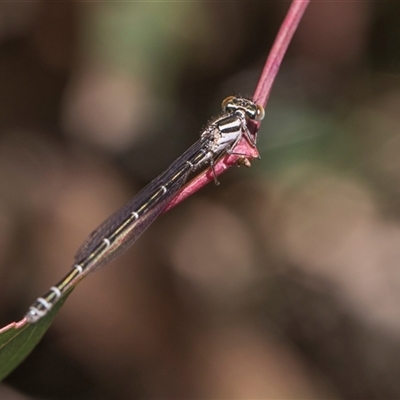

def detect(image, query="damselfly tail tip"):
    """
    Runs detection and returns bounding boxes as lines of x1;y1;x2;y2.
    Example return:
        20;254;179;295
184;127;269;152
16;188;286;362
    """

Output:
25;307;41;324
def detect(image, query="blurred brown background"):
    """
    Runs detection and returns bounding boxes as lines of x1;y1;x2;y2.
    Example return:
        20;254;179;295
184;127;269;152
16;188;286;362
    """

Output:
0;1;399;399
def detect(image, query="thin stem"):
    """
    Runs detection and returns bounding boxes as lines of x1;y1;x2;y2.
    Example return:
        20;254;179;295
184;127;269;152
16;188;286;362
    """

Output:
254;0;309;109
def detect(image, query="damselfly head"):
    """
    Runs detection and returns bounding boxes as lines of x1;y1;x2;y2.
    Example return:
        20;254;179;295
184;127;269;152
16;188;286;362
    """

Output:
221;96;265;122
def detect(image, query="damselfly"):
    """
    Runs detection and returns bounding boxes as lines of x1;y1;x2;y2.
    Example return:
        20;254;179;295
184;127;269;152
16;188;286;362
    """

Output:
25;96;265;323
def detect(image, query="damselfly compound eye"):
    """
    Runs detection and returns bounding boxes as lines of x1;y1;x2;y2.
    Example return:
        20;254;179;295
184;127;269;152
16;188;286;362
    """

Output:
221;96;235;111
242;101;265;121
254;104;265;121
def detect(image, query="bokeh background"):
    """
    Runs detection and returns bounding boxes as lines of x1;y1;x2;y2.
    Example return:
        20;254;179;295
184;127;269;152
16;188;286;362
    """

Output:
1;1;400;399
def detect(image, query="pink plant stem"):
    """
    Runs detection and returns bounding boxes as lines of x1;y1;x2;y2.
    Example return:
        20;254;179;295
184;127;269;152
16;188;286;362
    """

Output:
253;0;309;110
165;0;309;212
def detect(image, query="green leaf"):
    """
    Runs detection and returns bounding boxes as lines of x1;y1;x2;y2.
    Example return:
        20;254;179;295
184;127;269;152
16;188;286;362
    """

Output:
0;290;72;381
